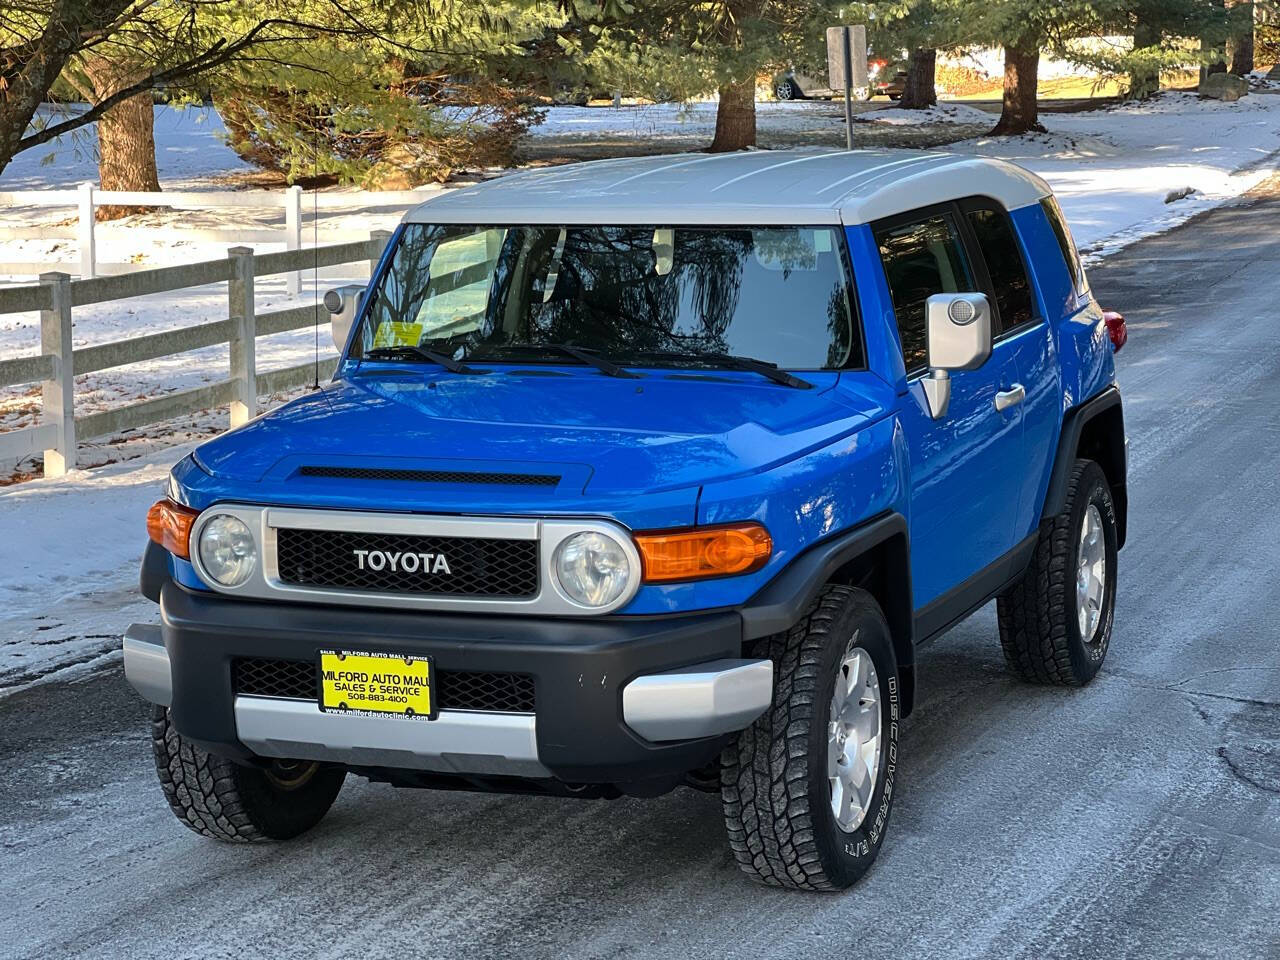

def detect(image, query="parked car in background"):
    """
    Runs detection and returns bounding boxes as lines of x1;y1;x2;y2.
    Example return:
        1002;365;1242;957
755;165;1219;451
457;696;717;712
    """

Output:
773;69;836;100
773;59;906;101
869;57;908;100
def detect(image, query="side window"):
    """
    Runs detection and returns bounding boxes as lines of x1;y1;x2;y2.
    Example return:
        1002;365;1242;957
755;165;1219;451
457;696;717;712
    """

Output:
964;205;1035;333
1041;196;1089;299
874;211;975;374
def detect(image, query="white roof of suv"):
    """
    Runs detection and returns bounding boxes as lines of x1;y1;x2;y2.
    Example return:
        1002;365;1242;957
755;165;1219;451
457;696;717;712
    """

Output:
404;149;1052;227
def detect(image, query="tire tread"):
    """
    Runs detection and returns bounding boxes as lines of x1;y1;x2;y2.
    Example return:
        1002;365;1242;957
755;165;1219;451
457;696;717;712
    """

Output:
997;458;1112;685
721;585;888;891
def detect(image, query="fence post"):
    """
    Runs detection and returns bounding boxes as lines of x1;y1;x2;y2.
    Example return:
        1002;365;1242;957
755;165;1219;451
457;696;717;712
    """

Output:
77;182;96;279
369;229;391;280
228;247;257;427
39;272;75;477
285;184;303;297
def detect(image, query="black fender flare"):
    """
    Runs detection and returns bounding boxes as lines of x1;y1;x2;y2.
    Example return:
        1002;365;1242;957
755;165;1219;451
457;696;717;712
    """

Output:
1043;385;1128;547
740;512;916;715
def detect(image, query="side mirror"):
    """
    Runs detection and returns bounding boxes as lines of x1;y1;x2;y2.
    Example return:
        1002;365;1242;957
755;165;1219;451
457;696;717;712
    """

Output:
323;285;365;353
920;292;992;420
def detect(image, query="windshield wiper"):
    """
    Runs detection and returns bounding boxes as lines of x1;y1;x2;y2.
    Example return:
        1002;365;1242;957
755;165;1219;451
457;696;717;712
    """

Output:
631;351;812;389
364;344;478;374
470;343;640;379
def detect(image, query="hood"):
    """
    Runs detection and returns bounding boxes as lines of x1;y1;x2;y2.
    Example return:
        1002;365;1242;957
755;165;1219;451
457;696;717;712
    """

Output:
193;367;892;499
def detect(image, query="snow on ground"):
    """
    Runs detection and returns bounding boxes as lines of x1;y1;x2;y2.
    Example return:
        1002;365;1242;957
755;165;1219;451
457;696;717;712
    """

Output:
533;99;876;140
0;442;192;691
0;441;183;611
951;91;1280;259
3;104;248;190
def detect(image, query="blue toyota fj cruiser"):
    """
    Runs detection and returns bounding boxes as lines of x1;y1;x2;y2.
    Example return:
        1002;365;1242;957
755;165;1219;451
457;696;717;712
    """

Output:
126;150;1128;890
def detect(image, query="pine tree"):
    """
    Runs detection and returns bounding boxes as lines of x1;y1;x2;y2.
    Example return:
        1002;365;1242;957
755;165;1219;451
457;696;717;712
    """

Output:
937;0;1108;135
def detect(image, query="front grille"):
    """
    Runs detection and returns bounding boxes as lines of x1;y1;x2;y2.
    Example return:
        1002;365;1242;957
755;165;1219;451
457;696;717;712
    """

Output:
275;528;539;598
298;466;560;487
233;657;536;713
235;657;318;700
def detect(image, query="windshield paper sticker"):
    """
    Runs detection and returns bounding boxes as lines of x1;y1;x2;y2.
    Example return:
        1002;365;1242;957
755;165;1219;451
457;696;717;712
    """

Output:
371;321;424;349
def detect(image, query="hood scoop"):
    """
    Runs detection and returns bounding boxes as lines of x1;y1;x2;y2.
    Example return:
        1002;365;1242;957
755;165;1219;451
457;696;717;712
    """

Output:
296;465;561;487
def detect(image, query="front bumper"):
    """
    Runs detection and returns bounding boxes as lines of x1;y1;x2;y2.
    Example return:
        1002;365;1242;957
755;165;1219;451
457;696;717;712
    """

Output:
126;581;772;785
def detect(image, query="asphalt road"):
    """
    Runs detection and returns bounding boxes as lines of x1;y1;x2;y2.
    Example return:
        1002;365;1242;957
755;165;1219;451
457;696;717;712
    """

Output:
2;188;1279;960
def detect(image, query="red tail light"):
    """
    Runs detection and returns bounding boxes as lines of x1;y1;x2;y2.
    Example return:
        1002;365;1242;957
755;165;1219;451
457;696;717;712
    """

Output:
1103;311;1127;352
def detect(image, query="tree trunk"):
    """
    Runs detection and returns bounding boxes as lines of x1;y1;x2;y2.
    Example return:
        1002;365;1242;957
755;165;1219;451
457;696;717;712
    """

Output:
992;42;1043;136
1129;15;1163;100
900;49;938;109
1229;1;1256;74
82;54;161;220
708;78;756;152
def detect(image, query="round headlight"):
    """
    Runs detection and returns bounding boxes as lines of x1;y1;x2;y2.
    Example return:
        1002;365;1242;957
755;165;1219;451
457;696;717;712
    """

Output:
553;531;632;608
198;514;257;587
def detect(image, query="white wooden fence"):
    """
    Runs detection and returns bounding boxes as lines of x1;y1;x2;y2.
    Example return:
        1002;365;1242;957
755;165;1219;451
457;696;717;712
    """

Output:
0;184;430;293
0;231;391;477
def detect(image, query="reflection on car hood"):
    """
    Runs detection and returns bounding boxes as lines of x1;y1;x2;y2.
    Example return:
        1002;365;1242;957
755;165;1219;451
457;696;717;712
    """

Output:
193;367;892;496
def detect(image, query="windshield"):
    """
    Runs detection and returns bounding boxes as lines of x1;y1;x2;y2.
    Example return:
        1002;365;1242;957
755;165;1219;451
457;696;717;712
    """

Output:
356;224;860;370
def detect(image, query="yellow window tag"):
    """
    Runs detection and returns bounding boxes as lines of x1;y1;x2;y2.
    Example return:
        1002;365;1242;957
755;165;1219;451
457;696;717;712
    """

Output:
371;321;423;349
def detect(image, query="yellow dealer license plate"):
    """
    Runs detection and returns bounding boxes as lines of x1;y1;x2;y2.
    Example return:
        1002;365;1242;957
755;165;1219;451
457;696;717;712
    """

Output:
318;650;435;721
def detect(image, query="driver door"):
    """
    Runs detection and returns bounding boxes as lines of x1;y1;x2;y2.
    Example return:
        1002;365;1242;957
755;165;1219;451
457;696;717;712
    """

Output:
874;206;1026;614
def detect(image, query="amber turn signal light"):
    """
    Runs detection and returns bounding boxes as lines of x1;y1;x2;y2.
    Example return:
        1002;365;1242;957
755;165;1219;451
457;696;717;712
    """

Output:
147;498;199;559
634;523;772;583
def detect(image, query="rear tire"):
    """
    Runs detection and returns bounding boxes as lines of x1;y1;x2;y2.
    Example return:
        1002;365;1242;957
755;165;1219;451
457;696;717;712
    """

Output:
997;459;1118;685
151;705;345;842
774;79;798;101
721;585;900;890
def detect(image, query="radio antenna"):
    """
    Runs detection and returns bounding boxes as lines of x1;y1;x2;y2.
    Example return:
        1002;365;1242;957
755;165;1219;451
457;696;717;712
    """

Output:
312;115;320;390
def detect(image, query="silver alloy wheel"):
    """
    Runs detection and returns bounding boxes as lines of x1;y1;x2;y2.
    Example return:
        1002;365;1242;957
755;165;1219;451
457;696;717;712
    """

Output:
776;80;795;100
1076;503;1107;642
827;635;883;833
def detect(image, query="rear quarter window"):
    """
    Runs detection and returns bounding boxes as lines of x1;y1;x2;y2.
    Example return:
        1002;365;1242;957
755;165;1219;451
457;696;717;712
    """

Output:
1041;196;1089;299
963;205;1035;334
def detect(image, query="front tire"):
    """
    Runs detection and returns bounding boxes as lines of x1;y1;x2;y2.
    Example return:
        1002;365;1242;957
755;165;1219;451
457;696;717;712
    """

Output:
721;586;900;890
774;79;798;101
997;459;1118;685
151;706;345;842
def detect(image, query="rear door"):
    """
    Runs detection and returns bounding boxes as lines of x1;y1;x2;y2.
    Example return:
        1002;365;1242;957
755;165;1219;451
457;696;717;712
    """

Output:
873;205;1025;610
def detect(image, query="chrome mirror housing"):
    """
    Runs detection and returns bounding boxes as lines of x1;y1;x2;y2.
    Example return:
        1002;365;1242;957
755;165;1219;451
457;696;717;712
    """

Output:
921;292;993;419
323;285;366;353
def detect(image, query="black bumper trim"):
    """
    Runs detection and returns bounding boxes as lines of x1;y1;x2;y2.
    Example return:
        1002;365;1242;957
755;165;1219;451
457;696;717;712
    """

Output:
160;581;742;784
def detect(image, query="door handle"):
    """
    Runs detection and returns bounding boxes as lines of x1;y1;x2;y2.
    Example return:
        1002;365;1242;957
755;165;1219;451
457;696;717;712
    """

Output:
994;383;1026;412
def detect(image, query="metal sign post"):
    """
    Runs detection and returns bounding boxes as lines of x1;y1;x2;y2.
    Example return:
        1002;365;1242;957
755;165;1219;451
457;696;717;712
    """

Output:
826;25;868;152
841;27;854;150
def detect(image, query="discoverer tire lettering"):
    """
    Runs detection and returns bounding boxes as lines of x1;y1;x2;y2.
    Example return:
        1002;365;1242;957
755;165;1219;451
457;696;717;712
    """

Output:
721;585;900;890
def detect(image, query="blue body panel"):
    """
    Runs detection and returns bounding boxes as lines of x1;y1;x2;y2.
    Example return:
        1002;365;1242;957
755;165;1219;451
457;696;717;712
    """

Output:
1008;203;1117;539
169;197;1118;621
847;225;1024;607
